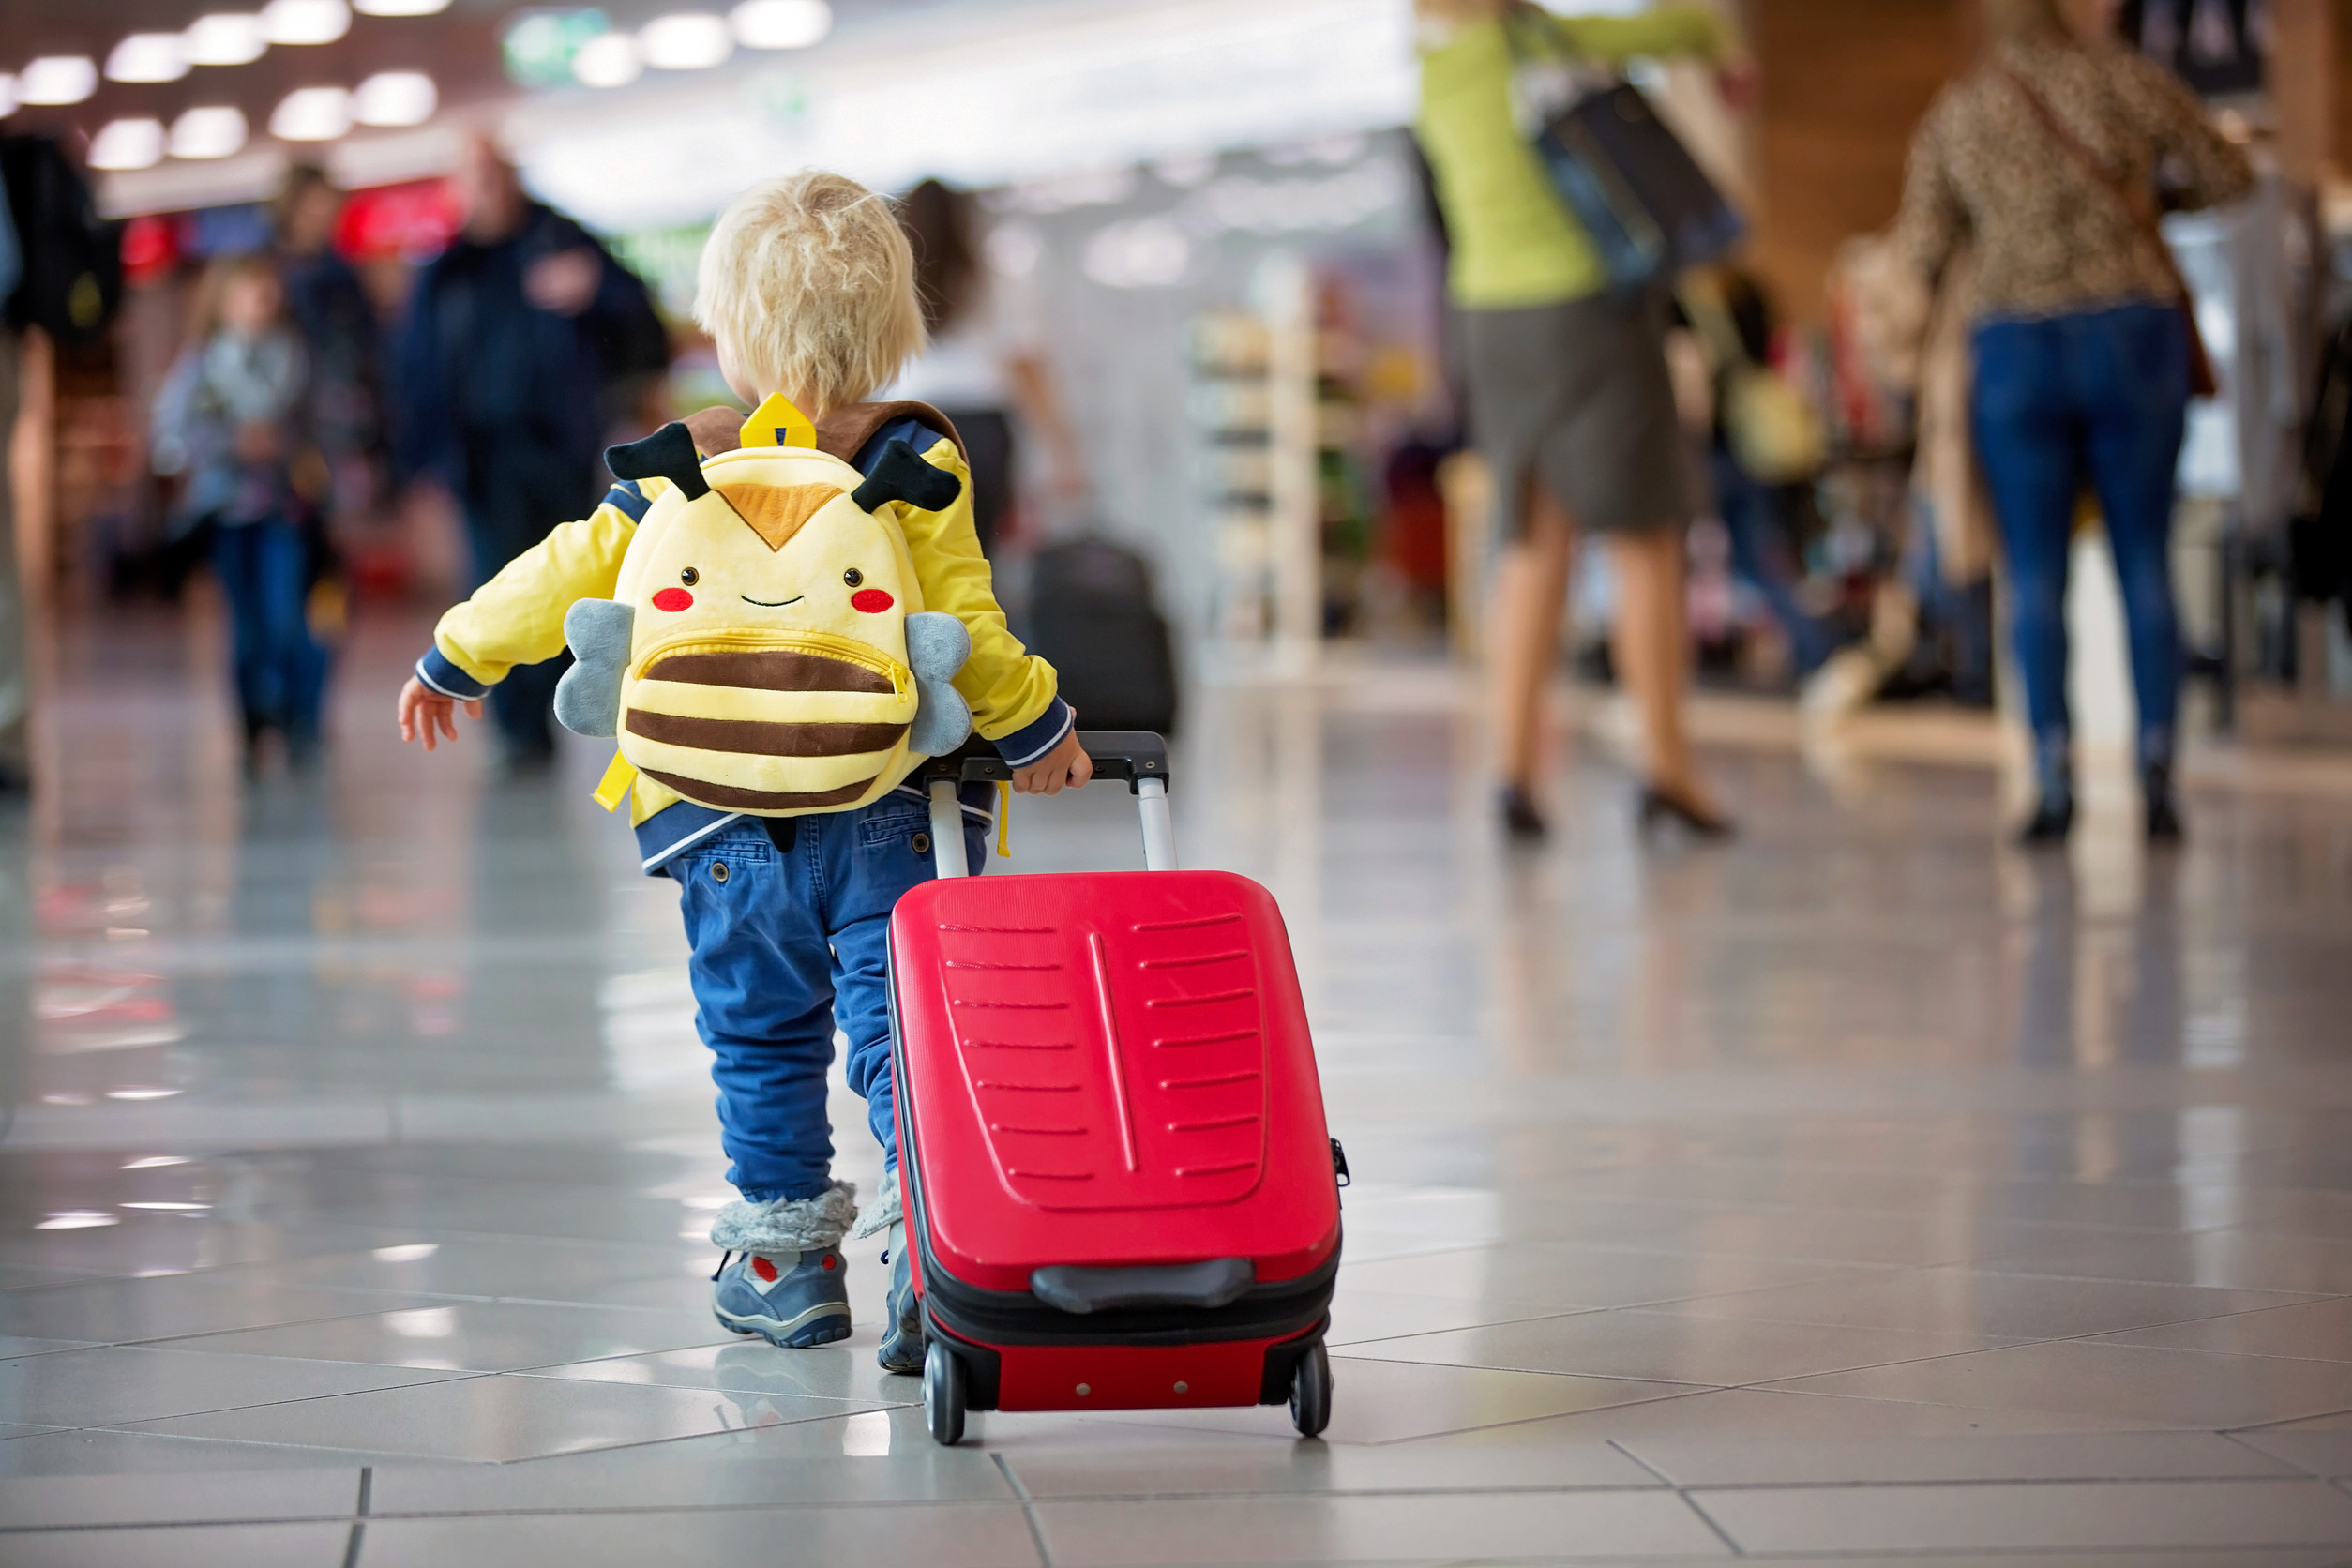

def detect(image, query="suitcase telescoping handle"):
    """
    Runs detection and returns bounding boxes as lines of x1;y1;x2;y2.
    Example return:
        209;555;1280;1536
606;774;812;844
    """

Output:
916;731;1174;880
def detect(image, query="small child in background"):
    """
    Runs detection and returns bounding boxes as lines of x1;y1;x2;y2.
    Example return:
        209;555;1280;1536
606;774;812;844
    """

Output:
154;253;332;770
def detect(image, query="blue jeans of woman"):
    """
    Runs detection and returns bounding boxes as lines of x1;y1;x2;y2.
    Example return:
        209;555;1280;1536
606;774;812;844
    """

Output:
1969;301;2189;788
211;517;326;742
667;797;990;1203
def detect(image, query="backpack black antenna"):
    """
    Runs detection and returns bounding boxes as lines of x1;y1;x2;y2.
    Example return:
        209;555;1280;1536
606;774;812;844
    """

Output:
851;440;962;515
604;422;709;501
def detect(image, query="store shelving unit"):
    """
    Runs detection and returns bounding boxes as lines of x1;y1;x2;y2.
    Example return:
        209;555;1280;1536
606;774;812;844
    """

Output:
1184;252;1370;672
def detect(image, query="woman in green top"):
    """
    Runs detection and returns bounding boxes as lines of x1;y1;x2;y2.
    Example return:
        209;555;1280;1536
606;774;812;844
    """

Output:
1418;0;1741;841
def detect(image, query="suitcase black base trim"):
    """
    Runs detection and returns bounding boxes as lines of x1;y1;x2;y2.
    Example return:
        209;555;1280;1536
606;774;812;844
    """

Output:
918;1240;1338;1349
925;1315;1331;1413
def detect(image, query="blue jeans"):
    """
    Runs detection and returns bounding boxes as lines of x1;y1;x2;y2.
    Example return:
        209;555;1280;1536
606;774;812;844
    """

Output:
1970;302;2189;774
1711;445;1833;674
211;518;326;741
667;796;990;1203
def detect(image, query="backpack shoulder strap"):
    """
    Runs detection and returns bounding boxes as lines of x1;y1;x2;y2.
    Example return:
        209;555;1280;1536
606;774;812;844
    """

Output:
815;400;967;465
682;405;744;458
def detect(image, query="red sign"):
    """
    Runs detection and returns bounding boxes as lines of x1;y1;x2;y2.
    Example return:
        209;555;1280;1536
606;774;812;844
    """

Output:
334;179;462;264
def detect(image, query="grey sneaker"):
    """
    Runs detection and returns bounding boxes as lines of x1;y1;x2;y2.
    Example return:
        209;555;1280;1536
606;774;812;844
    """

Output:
712;1248;852;1348
878;1221;926;1374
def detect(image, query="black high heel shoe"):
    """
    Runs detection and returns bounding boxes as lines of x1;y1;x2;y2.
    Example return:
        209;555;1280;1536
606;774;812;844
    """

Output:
1499;784;1548;842
1637;785;1734;840
2143;762;2184;844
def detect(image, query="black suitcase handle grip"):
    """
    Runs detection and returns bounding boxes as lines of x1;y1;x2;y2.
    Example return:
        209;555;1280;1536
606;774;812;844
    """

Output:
1030;1257;1253;1314
912;731;1168;795
1073;731;1168;794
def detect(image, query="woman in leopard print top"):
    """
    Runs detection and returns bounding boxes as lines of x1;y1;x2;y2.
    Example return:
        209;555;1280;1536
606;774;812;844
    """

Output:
1892;0;2252;846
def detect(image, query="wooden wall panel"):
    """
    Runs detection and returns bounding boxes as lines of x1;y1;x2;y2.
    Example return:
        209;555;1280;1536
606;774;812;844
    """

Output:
1746;0;1971;324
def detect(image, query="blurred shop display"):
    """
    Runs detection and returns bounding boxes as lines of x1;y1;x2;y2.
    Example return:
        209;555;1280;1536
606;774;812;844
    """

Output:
2253;184;2352;744
970;132;1442;660
2121;0;2265;98
1186;257;1397;665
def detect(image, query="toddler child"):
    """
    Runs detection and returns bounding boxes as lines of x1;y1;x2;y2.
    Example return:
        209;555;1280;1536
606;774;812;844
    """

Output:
395;172;1091;1369
155;253;332;769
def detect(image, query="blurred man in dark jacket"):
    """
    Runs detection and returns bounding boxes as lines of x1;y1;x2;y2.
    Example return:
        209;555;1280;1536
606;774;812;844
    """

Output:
276;164;384;521
396;134;667;769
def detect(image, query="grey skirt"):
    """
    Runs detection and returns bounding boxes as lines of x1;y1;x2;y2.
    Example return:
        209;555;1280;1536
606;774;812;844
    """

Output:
1460;288;1690;539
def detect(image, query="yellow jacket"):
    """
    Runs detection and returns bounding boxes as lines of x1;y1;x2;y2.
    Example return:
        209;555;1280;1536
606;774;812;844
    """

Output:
419;407;1062;827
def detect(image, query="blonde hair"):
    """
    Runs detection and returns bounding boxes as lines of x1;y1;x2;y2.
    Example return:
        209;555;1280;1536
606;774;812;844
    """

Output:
695;171;925;415
186;252;282;348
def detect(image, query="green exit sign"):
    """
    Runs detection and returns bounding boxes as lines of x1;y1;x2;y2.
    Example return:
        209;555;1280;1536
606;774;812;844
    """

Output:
502;8;611;89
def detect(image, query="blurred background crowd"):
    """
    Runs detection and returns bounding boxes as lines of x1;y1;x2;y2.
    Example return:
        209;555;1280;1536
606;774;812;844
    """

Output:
2;0;2350;837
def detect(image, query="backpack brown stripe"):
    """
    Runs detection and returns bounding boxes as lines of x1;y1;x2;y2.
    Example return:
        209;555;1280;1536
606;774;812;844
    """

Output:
626;711;908;758
641;768;877;812
646;648;894;695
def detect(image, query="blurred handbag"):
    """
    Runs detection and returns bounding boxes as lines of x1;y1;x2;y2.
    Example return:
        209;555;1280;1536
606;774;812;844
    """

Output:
1722;367;1826;485
1681;272;1825;485
1508;8;1744;291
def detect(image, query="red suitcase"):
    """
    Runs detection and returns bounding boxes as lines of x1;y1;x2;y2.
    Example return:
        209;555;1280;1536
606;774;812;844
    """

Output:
888;733;1344;1444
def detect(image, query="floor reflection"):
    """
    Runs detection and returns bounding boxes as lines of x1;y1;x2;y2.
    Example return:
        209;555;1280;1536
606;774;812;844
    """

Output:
0;611;2348;1562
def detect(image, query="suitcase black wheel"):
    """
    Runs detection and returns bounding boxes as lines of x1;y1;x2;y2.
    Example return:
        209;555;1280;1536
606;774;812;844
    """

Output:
924;1338;967;1445
1289;1339;1332;1438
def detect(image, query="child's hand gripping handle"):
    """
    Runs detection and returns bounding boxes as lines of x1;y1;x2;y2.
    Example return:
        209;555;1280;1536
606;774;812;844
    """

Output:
915;731;1173;880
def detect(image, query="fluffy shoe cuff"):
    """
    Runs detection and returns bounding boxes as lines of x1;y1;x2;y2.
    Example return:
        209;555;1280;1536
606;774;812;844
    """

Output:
847;1179;902;1242
711;1182;857;1253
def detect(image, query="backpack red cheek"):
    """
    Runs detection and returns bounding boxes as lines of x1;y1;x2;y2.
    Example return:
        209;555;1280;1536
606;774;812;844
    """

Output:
651;588;693;612
851;588;894;613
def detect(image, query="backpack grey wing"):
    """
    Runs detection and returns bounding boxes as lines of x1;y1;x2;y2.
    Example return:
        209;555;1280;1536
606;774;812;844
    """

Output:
554;598;635;738
904;611;972;756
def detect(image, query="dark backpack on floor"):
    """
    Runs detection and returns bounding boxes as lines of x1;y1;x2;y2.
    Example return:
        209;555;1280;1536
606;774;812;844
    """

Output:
1026;537;1179;736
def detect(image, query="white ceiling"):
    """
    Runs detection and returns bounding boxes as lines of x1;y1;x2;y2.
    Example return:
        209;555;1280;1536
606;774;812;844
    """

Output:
517;0;1416;231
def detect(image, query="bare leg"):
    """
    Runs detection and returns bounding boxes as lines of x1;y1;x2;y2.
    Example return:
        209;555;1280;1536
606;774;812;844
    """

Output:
1490;486;1576;791
1606;526;1721;817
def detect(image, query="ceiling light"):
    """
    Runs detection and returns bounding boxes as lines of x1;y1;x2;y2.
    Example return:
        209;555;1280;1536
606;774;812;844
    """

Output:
170;106;249;159
730;0;829;49
354;0;452;12
18;57;98;106
639;12;733;69
262;0;353;46
106;34;191;83
353;70;435;126
186;13;270;66
271;85;353;141
571;31;642;87
89;120;167;172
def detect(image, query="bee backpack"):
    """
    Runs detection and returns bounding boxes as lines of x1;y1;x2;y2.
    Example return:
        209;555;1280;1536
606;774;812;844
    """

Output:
552;394;977;816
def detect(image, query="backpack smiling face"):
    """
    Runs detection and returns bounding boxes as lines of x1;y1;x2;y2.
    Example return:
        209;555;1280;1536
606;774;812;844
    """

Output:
613;445;927;814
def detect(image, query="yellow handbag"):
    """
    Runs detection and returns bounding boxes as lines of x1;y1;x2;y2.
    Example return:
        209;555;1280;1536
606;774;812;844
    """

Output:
1681;273;1827;486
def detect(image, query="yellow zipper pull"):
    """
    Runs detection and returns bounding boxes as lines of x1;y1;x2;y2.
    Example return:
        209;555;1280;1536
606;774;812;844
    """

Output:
594;750;639;812
997;781;1012;857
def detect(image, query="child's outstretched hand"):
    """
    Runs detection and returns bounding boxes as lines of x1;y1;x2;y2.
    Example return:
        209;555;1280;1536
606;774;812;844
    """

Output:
1012;730;1092;796
397;676;482;753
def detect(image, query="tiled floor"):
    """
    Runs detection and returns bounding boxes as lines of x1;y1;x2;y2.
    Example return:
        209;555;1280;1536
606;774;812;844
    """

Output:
4;608;2352;1565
